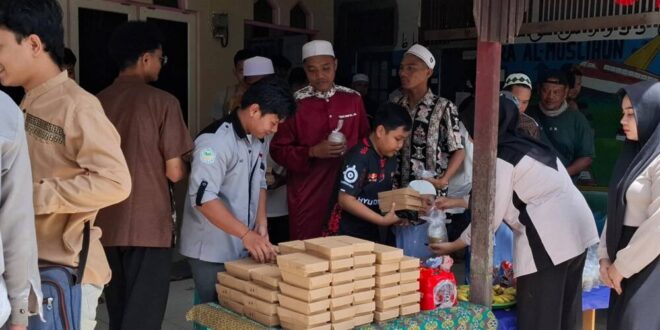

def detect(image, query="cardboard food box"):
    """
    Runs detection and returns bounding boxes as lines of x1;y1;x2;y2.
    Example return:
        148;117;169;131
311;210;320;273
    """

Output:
330;294;353;310
243;307;280;327
374;308;400;323
376;295;402;311
277;306;331;328
304;237;354;260
399;280;420;294
277;253;329;277
219;298;244;315
243;295;278;316
330;306;356;322
354;312;375;326
244;281;278;303
378;196;425;213
400;256;420;271
331;269;355;285
375;262;400;275
280;271;333;290
354;301;376;315
216;272;247;292
374;284;400;300
353;289;375;304
400;303;421;316
216;284;245;304
329;258;354;273
353;253;377;267
331;318;355;330
224;258;273;281
373;244;404;264
250;265;281;290
278;294;330;315
354;266;376;280
280;321;331;330
353;277;375;291
375;272;400;287
400;269;420;283
334;236;375;254
378;188;424;212
400;292;421;306
279;240;306;254
330;281;354;298
279;282;331;302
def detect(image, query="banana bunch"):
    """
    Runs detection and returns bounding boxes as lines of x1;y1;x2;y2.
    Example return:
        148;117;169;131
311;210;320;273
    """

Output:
457;285;470;301
457;285;516;305
492;285;516;304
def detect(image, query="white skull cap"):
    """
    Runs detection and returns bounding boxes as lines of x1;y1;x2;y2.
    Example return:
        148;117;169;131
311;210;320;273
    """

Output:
243;56;274;77
302;40;335;60
405;44;435;70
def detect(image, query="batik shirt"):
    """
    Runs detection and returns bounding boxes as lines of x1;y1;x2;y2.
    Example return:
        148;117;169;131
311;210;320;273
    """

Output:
389;89;463;187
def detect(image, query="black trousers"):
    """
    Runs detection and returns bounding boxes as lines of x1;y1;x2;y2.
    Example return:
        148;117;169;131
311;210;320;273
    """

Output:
607;226;660;330
516;251;586;330
104;247;172;330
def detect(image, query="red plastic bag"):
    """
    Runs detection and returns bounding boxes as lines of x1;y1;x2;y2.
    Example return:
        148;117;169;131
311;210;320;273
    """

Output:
419;267;457;310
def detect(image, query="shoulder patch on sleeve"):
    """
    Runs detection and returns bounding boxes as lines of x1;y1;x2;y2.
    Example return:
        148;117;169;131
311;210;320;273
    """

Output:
342;164;359;184
199;148;216;164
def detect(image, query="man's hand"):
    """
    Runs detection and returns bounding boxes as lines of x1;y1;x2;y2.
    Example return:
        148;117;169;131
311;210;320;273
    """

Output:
424;176;449;190
242;231;277;263
9;325;27;330
309;140;346;159
607;264;624;295
599;259;614;289
380;202;401;226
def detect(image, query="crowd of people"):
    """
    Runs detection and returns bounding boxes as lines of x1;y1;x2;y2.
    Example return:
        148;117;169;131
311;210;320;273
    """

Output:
0;1;657;330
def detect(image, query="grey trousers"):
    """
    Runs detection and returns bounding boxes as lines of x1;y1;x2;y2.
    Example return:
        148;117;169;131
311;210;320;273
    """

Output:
188;258;225;304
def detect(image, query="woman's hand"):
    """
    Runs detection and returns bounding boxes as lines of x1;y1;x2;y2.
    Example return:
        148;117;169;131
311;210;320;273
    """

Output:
599;259;613;288
435;197;468;210
429;240;467;256
607;264;624;295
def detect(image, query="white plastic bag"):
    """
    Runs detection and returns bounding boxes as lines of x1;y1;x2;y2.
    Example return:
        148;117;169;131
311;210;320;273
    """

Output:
425;208;448;244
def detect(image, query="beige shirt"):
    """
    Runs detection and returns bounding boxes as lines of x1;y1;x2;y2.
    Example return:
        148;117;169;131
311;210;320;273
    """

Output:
21;72;132;286
598;155;660;278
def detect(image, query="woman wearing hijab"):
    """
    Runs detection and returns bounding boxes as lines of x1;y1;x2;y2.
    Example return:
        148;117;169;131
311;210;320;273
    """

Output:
598;81;660;330
432;94;599;330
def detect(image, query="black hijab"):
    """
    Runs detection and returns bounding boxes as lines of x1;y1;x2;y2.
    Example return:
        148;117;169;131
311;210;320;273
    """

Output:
460;93;557;169
606;81;660;260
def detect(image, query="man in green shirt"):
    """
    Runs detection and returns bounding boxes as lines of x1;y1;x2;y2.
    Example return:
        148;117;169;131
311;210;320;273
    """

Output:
526;71;594;177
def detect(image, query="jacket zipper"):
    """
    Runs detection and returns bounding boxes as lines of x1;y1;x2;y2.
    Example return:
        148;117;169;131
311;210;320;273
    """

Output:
246;148;260;228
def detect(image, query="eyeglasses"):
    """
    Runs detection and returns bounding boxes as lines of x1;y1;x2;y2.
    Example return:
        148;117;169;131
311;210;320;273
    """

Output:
158;55;168;65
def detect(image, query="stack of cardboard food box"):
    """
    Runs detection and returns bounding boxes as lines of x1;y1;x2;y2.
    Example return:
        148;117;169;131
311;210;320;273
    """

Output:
303;237;357;330
372;243;404;322
398;256;422;316
377;188;425;213
215;236;421;329
216;258;281;327
334;236;377;328
276;250;333;330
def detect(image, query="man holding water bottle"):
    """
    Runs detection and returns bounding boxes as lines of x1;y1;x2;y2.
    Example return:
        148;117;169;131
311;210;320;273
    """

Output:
270;40;370;240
